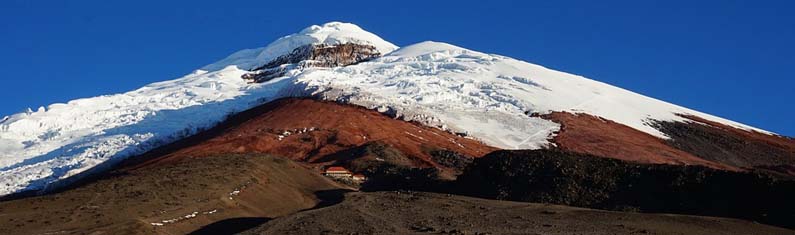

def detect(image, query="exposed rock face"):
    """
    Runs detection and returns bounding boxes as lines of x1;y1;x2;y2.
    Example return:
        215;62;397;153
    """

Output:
242;43;382;83
652;114;795;175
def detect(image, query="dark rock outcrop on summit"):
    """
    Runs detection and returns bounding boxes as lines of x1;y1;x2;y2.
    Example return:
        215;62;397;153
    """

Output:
242;43;382;83
455;149;795;229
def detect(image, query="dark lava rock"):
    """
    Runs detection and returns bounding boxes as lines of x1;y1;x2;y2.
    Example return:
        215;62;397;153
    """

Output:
455;149;795;229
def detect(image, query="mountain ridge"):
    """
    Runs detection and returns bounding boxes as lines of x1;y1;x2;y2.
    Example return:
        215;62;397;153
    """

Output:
0;21;791;196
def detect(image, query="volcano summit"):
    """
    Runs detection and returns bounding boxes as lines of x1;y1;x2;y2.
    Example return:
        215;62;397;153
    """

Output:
0;22;793;235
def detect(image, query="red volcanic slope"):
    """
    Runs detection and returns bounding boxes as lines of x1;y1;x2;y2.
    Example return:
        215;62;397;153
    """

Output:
127;98;495;170
120;98;791;176
541;112;738;171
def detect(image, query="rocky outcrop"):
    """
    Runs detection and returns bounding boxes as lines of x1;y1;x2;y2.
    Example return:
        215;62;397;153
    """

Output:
242;43;382;83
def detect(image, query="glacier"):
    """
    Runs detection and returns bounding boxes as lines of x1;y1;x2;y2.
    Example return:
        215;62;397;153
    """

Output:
0;22;772;196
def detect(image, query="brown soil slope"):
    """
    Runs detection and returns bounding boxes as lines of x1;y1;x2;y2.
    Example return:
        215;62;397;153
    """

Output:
0;154;344;235
131;98;494;170
243;191;793;235
541;112;736;170
542;112;795;174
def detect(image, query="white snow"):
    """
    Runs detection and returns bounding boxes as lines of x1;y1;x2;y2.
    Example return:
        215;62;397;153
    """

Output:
297;41;772;148
0;66;297;195
0;22;773;196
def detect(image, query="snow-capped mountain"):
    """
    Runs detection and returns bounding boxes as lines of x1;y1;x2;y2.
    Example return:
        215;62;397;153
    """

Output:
0;22;781;196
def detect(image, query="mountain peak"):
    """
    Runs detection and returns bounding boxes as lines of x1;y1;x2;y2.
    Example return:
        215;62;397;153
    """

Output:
2;22;789;197
203;22;397;71
387;41;479;58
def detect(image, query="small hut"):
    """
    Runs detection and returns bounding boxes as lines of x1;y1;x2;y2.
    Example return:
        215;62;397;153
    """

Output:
323;166;352;178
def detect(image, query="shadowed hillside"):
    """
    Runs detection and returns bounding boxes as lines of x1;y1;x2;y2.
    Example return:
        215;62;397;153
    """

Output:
455;149;795;229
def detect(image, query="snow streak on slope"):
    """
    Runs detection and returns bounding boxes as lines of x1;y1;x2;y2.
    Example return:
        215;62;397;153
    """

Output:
0;22;772;196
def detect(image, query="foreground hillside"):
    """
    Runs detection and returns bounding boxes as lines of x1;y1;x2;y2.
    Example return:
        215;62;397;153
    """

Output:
243;191;792;235
6;157;791;235
454;150;795;229
0;154;344;235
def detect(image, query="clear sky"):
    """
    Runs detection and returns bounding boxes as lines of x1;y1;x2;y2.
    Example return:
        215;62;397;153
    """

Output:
1;1;793;136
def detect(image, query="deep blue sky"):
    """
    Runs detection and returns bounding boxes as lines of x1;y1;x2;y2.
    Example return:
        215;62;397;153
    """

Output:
1;1;793;136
